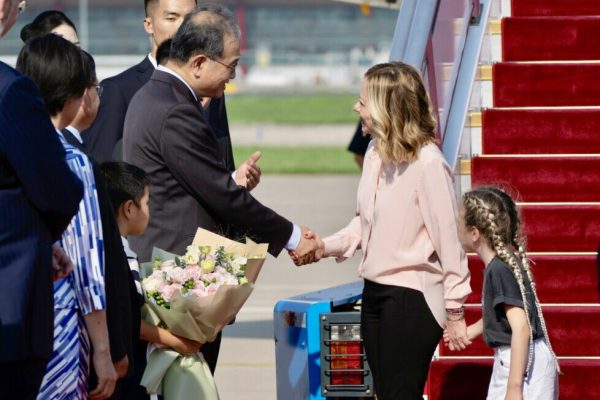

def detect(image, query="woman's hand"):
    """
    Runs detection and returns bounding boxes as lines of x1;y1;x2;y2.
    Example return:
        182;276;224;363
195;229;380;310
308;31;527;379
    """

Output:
88;348;117;400
445;319;471;351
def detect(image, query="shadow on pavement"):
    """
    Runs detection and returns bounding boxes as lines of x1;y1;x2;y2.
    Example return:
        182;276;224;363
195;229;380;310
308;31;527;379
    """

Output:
223;319;274;339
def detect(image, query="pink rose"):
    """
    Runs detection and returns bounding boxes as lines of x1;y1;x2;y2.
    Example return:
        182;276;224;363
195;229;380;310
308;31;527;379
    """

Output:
161;283;182;301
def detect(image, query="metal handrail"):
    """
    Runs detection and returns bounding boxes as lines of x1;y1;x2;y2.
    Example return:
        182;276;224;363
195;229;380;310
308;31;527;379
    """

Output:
442;0;492;170
389;0;439;69
388;0;493;171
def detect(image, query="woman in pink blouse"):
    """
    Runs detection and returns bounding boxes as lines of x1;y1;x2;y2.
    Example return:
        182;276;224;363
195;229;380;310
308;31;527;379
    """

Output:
300;62;472;399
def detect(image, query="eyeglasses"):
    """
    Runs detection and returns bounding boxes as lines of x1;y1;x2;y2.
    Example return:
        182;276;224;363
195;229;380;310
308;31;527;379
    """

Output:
210;57;238;74
95;84;103;97
18;1;27;14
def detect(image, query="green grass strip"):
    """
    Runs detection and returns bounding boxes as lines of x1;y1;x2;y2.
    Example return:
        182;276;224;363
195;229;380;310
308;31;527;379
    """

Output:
233;145;360;174
226;93;358;125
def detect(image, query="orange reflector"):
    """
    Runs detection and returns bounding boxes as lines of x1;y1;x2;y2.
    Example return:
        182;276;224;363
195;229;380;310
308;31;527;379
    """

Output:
331;370;364;385
329;341;364;384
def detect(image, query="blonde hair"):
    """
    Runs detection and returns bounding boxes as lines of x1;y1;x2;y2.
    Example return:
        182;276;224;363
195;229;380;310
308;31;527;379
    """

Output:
462;187;560;375
363;62;437;164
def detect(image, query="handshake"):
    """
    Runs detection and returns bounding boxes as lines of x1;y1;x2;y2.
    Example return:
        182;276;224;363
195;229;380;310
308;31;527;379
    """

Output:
288;226;325;266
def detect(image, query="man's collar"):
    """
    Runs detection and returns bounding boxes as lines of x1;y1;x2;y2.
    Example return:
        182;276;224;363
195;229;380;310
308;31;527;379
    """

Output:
156;65;198;102
148;53;157;69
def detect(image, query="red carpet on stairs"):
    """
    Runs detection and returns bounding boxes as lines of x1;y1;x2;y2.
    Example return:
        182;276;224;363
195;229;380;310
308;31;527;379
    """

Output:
467;255;600;304
429;359;600;399
429;1;600;398
482;109;600;154
471;156;600;202
512;0;600;17
520;205;600;252
438;306;600;357
493;63;600;107
502;17;600;61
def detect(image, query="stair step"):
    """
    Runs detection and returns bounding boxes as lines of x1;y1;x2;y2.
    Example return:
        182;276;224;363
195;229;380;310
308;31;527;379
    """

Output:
503;17;600;61
511;0;600;17
493;62;600;107
481;109;600;154
471;156;600;202
428;358;600;399
467;254;600;304
519;204;600;252
438;305;600;357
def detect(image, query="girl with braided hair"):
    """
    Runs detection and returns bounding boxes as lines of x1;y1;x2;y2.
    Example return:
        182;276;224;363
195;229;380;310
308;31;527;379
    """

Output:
452;187;559;399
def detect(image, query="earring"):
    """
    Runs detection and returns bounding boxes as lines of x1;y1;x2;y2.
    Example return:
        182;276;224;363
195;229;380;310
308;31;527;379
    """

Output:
18;1;28;14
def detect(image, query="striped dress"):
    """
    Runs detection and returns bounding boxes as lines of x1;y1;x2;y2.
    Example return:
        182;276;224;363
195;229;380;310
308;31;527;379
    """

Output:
37;132;106;400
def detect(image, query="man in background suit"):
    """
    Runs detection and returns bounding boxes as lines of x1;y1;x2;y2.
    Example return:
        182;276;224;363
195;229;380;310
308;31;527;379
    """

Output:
123;4;318;374
83;0;196;162
83;0;251;183
0;1;84;397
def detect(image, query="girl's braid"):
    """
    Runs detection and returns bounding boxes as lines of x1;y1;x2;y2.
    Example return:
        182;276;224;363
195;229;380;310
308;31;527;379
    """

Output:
464;193;535;375
514;232;561;374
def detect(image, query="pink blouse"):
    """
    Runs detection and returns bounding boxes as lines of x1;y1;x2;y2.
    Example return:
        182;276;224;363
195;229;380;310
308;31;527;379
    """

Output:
323;142;471;327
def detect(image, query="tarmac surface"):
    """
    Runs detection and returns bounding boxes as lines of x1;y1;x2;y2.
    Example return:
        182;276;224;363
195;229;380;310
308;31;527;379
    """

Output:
213;174;363;400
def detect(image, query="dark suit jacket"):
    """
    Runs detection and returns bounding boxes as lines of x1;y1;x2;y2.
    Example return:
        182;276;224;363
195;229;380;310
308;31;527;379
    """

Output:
83;57;234;169
0;62;83;363
61;128;138;381
123;70;293;261
92;166;138;378
348;121;371;156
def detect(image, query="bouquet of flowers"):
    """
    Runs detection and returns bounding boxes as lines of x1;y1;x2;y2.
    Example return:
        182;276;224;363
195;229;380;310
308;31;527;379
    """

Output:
140;228;268;400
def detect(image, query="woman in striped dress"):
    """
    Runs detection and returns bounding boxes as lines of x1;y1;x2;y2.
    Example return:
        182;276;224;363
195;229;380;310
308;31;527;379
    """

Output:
16;34;117;399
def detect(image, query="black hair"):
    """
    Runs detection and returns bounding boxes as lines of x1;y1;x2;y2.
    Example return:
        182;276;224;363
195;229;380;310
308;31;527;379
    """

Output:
20;10;77;42
99;162;149;214
144;0;156;17
156;38;172;66
16;33;88;116
170;4;240;64
145;0;198;17
81;50;97;88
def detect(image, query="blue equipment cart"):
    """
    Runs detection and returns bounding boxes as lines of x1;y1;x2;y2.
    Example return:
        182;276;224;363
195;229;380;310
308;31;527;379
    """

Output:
274;280;374;399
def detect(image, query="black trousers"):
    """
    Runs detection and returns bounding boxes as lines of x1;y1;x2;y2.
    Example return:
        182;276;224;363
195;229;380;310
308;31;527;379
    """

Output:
0;358;47;400
361;280;442;400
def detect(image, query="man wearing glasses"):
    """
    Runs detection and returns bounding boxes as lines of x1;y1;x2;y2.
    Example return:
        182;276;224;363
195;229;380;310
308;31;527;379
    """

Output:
82;0;260;193
0;0;84;397
123;3;319;375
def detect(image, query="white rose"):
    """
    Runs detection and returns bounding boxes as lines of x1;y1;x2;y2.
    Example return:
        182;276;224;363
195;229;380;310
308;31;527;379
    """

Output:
186;245;200;256
183;252;200;265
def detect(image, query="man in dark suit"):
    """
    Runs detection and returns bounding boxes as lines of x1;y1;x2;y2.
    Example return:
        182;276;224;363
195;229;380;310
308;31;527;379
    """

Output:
123;4;318;374
0;1;84;397
83;0;197;162
83;0;241;174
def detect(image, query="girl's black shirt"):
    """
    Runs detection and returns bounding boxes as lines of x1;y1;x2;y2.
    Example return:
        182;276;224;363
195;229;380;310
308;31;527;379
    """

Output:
482;256;544;348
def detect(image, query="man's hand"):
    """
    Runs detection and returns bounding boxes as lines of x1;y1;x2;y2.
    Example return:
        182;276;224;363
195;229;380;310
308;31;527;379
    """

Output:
52;245;73;282
235;151;262;191
289;227;323;266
